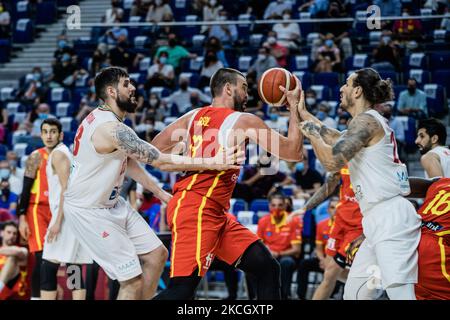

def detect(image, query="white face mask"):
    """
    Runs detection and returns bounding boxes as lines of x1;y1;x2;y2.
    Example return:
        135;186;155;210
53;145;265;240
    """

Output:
150;99;158;107
306;97;316;105
159;57;167;64
267;37;276;45
258;54;266;60
210;0;217;6
402;12;409;17
283;14;290;20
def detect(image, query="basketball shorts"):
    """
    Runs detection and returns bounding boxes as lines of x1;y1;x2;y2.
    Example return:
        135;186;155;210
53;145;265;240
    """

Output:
0;270;29;300
27;204;52;253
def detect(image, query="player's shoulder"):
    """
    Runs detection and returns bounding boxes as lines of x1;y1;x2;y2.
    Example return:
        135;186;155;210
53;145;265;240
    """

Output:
421;150;440;163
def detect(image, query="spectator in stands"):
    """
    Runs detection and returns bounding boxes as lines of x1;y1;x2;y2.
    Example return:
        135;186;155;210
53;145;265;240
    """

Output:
131;0;152;17
20;67;48;106
108;41;144;70
103;0;124;24
316;102;337;129
136;113;156;139
208;10;238;48
204;36;228;67
147;92;167;121
256;193;302;299
0;179;17;216
296;197;338;299
103;17;129;47
248;47;279;81
294;150;323;196
0;103;5;143
146;0;173;22
397;78;428;119
164;76;210;115
199;50;224;88
371;36;401;71
336;113;350;131
4;152;23;197
263;0;293;19
243;72;264;114
0;1;11;39
314;35;341;72
145;50;175;90
26;103;56;137
272;10;301;51
50;53;78;87
392;7;423;42
201;0;223;34
263;31;289;68
76;81;100;123
298;0;329;18
53;35;76;65
155;33;197;72
153;12;176;46
90;43;109;76
373;0;401;17
305;89;319;114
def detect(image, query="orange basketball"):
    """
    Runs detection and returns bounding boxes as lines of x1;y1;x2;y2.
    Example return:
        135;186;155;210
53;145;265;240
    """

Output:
258;68;300;106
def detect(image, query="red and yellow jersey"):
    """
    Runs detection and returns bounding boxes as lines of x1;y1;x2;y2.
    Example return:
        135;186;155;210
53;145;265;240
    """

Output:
336;166;362;228
172;107;242;211
0;249;32;300
418;178;450;236
257;212;302;253
29;148;50;206
316;217;333;248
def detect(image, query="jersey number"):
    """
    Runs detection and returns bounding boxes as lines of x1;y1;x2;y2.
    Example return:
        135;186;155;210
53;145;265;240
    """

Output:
73;125;84;156
390;132;401;164
422;190;450;216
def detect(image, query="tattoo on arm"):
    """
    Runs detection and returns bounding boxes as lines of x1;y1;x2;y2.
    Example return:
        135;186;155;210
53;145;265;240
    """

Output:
304;172;341;211
24;152;41;179
319;125;342;145
325;114;380;172
302;121;321;139
113;123;160;165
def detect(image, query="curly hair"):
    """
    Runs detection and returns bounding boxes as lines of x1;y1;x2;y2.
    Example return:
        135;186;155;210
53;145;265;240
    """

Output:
353;68;394;105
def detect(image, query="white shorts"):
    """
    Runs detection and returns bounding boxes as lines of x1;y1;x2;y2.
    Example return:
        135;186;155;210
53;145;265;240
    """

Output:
63;197;163;281
346;196;421;290
43;211;92;265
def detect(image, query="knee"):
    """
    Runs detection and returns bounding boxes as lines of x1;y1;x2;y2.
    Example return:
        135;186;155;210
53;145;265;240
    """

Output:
141;245;168;270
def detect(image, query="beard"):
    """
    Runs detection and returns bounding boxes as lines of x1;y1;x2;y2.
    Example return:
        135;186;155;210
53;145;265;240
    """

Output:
116;92;138;113
418;142;432;155
340;92;353;111
233;93;247;112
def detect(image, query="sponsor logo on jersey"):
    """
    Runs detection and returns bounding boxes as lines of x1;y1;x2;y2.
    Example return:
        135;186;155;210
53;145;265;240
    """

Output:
102;231;110;238
117;258;139;274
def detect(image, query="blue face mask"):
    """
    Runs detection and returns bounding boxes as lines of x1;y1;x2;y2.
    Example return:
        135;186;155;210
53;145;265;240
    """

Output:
270;114;278;122
295;162;305;172
58;40;67;49
325;39;333;47
62;54;71;62
90;85;96;93
33;73;41;81
337;124;347;131
316;111;327;121
39;114;49;120
0;169;10;179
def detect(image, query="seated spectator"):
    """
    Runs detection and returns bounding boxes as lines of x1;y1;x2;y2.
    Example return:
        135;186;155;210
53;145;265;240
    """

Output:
0;1;11;39
204;36;229;67
255;193;302;299
248;47;279;81
316;102;337;129
0;179;17;216
53;35;76;65
50;53;78;87
153;13;176;46
90;43;109;76
272;10;301;50
208;10;238;48
189;91;206;110
263;32;289;68
146;0;173;23
103;17;129;47
25;103;56;137
0;221;29;300
296;197;338;299
76;82;101;123
305;89;319;114
397;78;428;119
130;0;152;17
103;0;123;24
199;50;224;88
243;72;264;113
336;113;350;131
4;153;23;197
201;0;223;34
298;0;329;18
145;50;175;90
20;67;48;105
264;0;293;19
164;76;210;115
147;92;167;121
155;33;197;72
314;36;341;72
108;41;144;70
392;7;423;42
371;37;401;71
294;151;323;196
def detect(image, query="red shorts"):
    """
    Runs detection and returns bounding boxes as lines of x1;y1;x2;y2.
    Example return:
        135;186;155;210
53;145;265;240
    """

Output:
0;270;30;300
26;204;51;253
167;192;259;277
325;211;363;259
415;232;450;300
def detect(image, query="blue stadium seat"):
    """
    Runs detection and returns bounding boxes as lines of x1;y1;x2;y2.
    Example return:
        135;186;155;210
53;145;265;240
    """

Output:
314;72;339;87
249;199;269;213
238;56;254;72
0;40;11;63
15;1;30;20
309;85;330;102
48;88;71;107
378;70;397;84
432;70;450;96
0;145;7;157
344;54;369;71
63;131;75;146
290;55;311;71
171;0;188;21
424;84;448;118
406;69;431;85
36;1;57;24
230;198;247;215
429;52;450;71
404;116;418;150
292;71;312;89
13;19;34;43
148;169;163;181
402;53;427;71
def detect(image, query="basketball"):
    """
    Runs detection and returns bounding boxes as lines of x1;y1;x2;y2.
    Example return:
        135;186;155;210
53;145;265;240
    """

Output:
258;68;300;107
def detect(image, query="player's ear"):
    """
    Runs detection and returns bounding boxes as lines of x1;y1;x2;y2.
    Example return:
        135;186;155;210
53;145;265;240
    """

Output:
225;82;232;96
106;86;116;99
353;85;362;99
431;134;439;145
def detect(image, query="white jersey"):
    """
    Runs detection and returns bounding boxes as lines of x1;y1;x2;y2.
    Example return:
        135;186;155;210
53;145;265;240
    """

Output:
427;146;450;177
348;109;410;213
65;108;127;208
46;143;72;216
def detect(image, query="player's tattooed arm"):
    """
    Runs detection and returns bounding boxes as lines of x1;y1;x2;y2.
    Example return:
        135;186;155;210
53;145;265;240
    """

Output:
24;151;41;179
112;122;161;164
304;172;341;211
300;113;381;172
320;125;342;145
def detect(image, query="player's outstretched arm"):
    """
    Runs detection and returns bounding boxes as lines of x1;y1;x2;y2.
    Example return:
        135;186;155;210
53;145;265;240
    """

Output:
126;158;172;204
300;113;381;173
0;246;28;260
109;122;244;172
46;150;71;243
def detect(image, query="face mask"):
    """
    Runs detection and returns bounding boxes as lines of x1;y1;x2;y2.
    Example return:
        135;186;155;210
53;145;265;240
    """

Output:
408;87;416;95
402;12;409;17
58;40;67;49
0;169;10;179
150;98;158;107
283;14;290;20
270;113;278;122
180;82;188;90
62;54;71;62
325;39;334;47
90;85;96;93
39;113;49;120
295;162;305;172
337;124;347;131
159;57;167;64
270;208;284;219
267;37;276;45
257;54;266;61
218;15;227;21
155;0;162;6
8;160;16;169
210;0;217;6
306;97;316;105
382;36;391;44
33;73;41;81
316;111;327;121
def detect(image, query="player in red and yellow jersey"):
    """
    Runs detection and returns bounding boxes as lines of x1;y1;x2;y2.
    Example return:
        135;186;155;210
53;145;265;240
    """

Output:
409;177;450;300
151;68;304;300
0;221;31;300
17;119;61;299
257;193;302;299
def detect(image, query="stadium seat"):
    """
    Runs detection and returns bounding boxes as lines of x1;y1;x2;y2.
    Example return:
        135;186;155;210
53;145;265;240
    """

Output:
229;198;247;215
60;117;78;132
344;54;369;71
237;211;255;226
290;55;310;71
134;35;149;49
13;19;34;43
36;1;57;24
148;169;163;181
0;39;11;63
179;72;199;87
139;57;151;72
432;70;450;96
56;102;73;118
292;71;312;89
406;69;430;85
15;1;30;20
299;12;314;36
369;31;382;46
238;56;253;72
75;73;90;87
378;70;397;84
13;143;28;158
49;88;71;107
429;52;450;71
171;0;188;21
128;73;146;85
249;34;264;48
306;33;320;46
423;84;448;118
1;87;15;102
249;199;269;213
309;85;330;101
314;72;339;87
63;131;75;146
433;30;448;43
402;53;427;71
6;102;22;114
192;34;206;48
